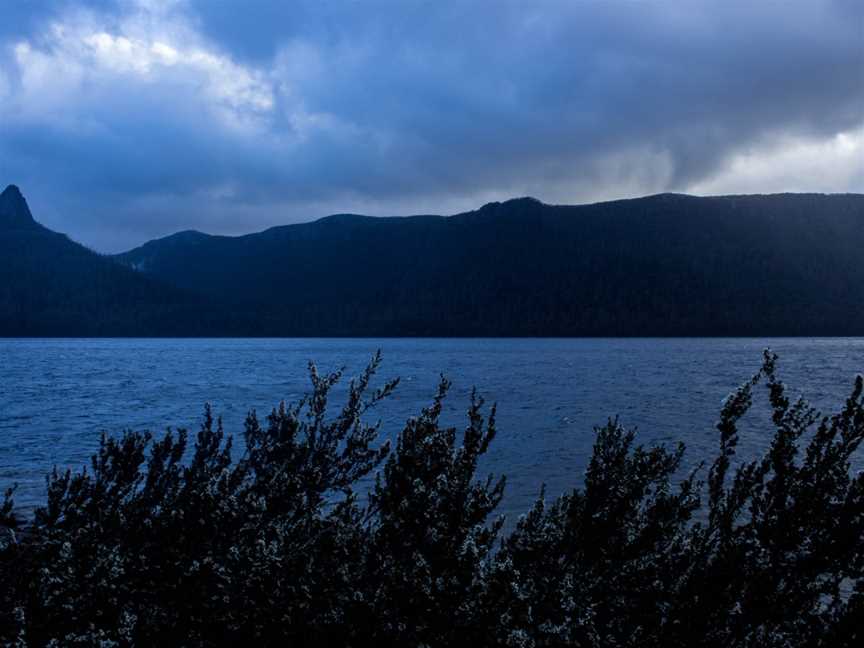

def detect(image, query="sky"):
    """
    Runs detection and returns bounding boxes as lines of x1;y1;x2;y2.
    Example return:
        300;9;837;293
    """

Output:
0;0;862;252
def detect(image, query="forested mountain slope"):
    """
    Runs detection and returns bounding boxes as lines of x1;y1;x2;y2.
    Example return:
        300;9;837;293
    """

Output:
0;185;225;336
116;192;864;336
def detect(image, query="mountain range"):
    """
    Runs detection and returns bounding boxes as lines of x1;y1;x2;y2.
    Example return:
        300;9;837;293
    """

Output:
2;185;863;336
0;185;225;336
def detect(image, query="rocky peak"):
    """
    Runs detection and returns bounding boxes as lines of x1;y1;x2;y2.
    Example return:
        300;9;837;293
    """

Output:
0;185;37;229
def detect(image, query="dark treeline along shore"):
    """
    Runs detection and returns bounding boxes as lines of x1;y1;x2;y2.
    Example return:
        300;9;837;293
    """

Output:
1;183;863;337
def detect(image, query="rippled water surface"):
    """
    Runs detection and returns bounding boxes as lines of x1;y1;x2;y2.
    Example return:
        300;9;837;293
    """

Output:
2;338;863;516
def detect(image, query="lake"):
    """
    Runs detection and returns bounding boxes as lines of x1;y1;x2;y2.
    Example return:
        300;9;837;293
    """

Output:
1;338;863;518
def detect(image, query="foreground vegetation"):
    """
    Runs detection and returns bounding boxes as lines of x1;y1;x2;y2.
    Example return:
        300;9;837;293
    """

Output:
1;351;862;646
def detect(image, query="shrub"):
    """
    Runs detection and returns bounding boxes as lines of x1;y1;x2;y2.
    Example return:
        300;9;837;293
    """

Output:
0;350;862;646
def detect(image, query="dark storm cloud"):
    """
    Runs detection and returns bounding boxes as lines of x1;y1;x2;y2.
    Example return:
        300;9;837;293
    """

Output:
0;0;861;251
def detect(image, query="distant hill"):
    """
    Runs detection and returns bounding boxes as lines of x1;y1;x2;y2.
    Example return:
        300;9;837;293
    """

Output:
0;185;229;336
113;191;864;336
2;185;862;336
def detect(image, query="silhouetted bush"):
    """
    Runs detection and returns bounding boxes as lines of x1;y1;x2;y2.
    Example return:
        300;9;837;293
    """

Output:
1;351;862;646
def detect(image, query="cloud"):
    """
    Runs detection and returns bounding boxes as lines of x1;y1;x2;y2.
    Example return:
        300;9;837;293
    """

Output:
689;127;864;196
4;4;275;132
0;0;861;251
